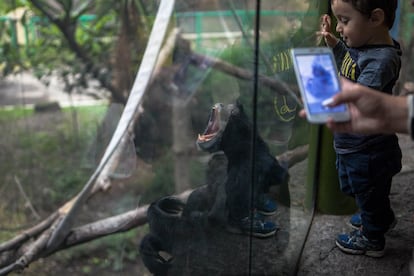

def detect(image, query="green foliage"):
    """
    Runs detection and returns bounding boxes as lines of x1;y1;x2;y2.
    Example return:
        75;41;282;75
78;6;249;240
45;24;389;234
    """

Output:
67;104;108;117
0;103;152;274
0;0;28;13
0;21;25;75
29;14;114;91
0;105;108;211
141;152;175;203
287;115;310;149
46;168;90;204
0;0;157;99
0;107;33;120
75;14;115;56
189;158;206;188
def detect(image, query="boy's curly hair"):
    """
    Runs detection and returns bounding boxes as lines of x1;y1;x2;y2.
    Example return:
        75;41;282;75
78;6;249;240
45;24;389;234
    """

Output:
332;0;398;29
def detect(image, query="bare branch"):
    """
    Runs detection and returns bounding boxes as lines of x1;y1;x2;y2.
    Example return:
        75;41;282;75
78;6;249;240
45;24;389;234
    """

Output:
51;189;193;252
0;214;62;275
0;137;307;274
0;186;192;275
189;50;301;105
14;176;40;220
65;206;147;247
0;212;59;253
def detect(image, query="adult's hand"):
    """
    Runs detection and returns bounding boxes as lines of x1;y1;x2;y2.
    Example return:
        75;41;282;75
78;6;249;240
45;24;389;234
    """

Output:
325;79;409;135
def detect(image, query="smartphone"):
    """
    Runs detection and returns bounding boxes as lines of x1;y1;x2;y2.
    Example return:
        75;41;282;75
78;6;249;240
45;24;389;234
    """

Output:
290;47;350;124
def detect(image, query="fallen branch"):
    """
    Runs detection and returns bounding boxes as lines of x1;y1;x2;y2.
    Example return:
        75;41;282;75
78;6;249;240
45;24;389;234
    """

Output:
0;212;59;253
0;213;61;275
0;189;192;275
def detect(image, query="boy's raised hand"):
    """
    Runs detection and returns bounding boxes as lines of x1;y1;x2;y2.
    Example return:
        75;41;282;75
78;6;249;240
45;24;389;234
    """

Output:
318;14;338;47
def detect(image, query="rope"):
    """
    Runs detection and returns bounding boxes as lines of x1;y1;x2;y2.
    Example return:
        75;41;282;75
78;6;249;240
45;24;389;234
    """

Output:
46;0;176;251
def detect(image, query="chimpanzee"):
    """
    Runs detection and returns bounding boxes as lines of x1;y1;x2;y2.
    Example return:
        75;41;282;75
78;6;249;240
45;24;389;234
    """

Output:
139;101;290;275
194;101;289;237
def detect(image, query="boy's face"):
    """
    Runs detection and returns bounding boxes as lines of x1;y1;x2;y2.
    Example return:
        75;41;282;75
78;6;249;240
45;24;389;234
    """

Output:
331;0;372;48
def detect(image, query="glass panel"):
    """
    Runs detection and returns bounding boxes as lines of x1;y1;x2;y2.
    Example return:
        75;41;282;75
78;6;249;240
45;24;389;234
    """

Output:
0;0;322;275
136;1;319;275
400;1;414;95
251;2;320;274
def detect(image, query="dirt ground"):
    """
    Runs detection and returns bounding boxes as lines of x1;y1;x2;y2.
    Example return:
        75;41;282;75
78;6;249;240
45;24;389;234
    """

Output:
297;134;414;276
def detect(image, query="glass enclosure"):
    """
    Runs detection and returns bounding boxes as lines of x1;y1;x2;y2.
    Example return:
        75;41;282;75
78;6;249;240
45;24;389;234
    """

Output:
157;2;319;275
0;1;328;275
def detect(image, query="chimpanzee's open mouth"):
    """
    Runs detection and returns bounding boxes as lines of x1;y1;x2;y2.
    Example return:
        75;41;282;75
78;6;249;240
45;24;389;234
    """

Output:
196;103;229;152
198;106;220;142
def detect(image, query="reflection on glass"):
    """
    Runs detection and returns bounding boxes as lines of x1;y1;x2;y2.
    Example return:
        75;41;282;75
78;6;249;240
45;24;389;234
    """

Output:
139;1;319;275
0;0;320;275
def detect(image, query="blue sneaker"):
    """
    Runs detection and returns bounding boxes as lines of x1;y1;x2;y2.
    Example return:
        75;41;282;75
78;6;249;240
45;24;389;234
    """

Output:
227;212;277;238
335;230;385;258
349;213;397;231
256;194;277;216
348;213;362;229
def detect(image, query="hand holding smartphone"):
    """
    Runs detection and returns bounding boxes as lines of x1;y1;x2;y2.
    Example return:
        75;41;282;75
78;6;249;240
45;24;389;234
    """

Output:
290;47;350;124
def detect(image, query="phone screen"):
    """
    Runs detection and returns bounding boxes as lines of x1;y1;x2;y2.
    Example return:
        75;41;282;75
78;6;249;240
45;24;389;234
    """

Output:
293;52;346;115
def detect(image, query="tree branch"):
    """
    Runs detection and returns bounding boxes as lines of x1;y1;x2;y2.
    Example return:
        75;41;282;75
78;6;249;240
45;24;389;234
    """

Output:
29;0;126;104
0;143;309;274
189;51;301;104
0;190;193;275
0;212;59;253
14;176;40;220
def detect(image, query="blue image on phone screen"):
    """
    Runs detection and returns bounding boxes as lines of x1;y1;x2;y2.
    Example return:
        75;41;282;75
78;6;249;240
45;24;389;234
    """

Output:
296;54;346;114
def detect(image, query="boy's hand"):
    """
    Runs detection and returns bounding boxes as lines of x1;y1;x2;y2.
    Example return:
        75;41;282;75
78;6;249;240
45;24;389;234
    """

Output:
317;14;338;47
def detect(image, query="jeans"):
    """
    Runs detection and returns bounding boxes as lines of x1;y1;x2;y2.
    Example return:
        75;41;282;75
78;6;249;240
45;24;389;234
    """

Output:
336;141;402;240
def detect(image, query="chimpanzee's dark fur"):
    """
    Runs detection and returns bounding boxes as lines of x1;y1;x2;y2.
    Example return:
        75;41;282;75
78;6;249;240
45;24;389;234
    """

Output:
192;101;290;222
139;101;290;275
140;195;212;276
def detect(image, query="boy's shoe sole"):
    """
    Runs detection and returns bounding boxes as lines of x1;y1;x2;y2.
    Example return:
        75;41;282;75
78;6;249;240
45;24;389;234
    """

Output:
335;230;385;258
335;240;385;258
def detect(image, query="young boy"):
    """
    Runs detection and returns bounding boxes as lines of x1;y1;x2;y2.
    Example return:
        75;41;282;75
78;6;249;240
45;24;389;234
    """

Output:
318;0;401;257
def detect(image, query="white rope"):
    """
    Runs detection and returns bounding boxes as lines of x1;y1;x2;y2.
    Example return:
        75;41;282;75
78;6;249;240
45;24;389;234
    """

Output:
46;0;176;250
